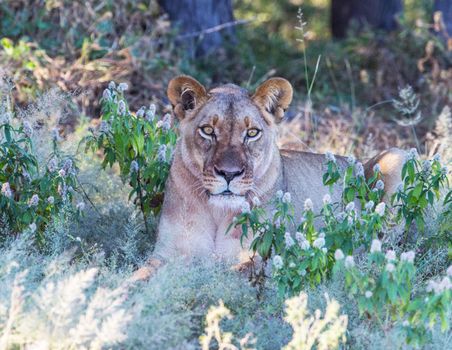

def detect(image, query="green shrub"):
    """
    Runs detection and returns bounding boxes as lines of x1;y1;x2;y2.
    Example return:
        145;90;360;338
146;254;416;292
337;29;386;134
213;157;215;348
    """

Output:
392;149;448;232
0;108;78;246
83;82;177;236
334;241;451;345
230;150;450;300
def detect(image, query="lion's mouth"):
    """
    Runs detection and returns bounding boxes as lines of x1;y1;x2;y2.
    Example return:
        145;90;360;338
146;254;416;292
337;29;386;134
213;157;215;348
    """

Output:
211;190;244;197
220;190;233;196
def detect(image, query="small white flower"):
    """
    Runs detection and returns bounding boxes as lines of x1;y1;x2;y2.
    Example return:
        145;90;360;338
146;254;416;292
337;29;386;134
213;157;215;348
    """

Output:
365;200;375;212
161;113;171;131
373;164;381;173
118;100;127;115
252;196;261;206
300;240;310;250
322;194;331;205
29;223;37;233
158;144;167;162
407;148;418;161
355;162;365;177
345;202;355;212
296;232;310;250
439;276;451;292
300;269;307;276
402;320;410;327
295;232;304;242
370;239;382;253
335;211;346;222
273;255;283;269
51;128;61;142
365;291;373;298
347;155;356;165
22;120;33;137
345;256;355;269
285;232;295;248
427;277;451;295
304;198;314;211
136;107;145;118
76;202;86;211
385;250;397;261
386;262;396;273
322;247;327;254
375;180;385;191
149;103;156;115
130;160;139;172
325;151;336;163
276;190;284;199
400;250;415;264
146;108;155;122
241;201;251;214
334;249;344;260
99;120;110;133
28;194;39;207
1;182;12;198
313;237;325;249
447;265;452;277
282;192;291;204
102;89;112;101
375;202;386;217
422;160;432;174
58;169;66;177
47;196;54;205
108;81;116;90
75;236;82;242
117;82;128;92
289;262;296;268
47;157;58;172
63;159;73;172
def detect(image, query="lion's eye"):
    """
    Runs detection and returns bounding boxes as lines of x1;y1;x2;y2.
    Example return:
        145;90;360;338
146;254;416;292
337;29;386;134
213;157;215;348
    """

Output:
246;128;260;138
200;125;215;137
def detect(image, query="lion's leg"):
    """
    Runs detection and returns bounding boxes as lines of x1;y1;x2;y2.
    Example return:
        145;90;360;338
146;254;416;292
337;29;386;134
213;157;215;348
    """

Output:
364;147;407;200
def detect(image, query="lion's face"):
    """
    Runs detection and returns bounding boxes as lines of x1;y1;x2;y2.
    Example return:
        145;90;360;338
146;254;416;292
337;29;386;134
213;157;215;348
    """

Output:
167;76;293;209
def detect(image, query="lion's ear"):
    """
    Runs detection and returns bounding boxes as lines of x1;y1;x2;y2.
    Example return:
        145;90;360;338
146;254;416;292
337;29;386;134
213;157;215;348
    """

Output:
252;78;293;123
167;75;208;120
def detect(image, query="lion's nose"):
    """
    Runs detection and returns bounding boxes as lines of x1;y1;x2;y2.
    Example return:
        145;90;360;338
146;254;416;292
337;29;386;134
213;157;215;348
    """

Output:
214;166;244;184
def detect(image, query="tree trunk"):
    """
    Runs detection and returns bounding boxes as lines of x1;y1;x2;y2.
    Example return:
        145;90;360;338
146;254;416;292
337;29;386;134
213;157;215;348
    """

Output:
331;0;403;39
158;0;235;58
434;0;452;36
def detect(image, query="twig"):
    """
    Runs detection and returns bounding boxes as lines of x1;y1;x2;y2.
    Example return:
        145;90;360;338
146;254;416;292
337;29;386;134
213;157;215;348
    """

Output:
151;18;253;45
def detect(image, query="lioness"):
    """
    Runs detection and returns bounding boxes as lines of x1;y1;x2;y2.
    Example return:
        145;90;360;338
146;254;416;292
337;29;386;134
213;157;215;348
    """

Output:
134;75;405;279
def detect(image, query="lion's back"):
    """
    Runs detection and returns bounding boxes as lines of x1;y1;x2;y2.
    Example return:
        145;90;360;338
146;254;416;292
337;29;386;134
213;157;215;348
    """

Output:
280;149;348;213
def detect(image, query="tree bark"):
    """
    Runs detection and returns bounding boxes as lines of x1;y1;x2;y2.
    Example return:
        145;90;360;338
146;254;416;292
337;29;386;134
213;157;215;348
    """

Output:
331;0;403;39
158;0;235;58
434;0;452;36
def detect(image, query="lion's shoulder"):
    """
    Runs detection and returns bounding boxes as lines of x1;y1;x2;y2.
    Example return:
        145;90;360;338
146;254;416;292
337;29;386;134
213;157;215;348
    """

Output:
280;149;347;169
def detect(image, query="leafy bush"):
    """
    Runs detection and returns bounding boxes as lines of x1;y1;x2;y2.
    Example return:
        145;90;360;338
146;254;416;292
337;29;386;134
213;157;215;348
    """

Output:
0;96;78;245
230;151;450;302
334;241;451;345
83;82;177;236
392;149;448;232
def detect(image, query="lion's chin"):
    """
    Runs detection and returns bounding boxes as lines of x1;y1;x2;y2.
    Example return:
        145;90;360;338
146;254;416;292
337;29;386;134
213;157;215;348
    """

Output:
208;193;247;210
